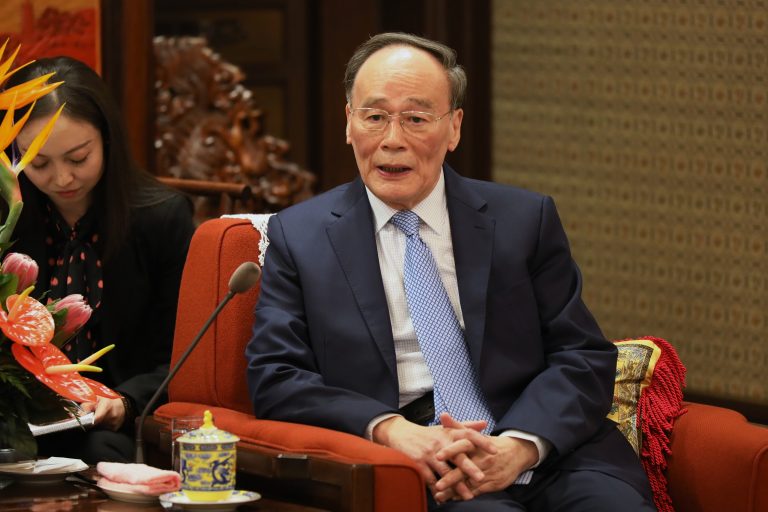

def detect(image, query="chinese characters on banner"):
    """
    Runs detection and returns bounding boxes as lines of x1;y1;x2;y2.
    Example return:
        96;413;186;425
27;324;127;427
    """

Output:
0;0;101;74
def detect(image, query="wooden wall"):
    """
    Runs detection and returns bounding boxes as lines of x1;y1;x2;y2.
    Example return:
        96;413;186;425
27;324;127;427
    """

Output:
101;0;155;170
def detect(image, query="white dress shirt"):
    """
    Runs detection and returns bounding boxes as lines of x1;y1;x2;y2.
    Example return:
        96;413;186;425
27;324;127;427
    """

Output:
364;170;550;472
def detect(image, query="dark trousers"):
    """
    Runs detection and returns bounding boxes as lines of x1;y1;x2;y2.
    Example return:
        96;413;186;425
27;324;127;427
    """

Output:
401;393;656;512
427;469;657;511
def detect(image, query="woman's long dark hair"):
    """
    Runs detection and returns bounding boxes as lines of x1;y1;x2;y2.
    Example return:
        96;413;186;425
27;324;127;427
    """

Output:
4;56;175;260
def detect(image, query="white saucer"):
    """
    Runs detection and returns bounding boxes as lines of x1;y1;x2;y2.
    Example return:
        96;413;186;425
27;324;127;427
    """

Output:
0;458;89;485
0;469;79;485
97;481;159;504
159;490;261;511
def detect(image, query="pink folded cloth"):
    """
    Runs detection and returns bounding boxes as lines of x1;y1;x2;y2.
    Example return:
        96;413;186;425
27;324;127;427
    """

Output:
96;462;181;495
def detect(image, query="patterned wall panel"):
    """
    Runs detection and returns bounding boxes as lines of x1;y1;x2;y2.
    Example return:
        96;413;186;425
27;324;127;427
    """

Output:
491;0;767;405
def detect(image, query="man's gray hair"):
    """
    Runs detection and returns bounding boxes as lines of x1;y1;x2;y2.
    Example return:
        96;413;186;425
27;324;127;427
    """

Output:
344;32;467;110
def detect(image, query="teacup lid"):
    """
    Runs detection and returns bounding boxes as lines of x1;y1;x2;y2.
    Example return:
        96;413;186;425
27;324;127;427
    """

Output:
177;410;239;444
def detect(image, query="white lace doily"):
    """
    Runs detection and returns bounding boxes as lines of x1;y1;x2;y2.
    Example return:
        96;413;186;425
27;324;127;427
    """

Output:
221;213;274;267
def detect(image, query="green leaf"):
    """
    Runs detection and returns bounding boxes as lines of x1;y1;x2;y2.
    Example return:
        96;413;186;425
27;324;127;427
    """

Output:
0;201;23;246
0;158;18;208
0;362;38;457
0;271;18;305
0;349;34;399
0;366;32;398
0;238;13;258
0;413;36;458
49;331;75;349
47;300;72;348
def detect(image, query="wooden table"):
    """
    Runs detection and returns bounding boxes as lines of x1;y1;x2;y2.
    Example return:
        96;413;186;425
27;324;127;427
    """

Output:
0;476;330;512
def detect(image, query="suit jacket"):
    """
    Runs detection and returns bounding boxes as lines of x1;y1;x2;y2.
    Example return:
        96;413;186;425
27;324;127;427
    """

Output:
247;165;649;493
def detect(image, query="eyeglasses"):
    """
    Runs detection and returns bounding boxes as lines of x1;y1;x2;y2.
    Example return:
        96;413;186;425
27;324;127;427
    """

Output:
349;107;453;135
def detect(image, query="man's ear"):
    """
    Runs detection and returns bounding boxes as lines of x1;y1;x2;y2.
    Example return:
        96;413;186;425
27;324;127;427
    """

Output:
345;103;352;144
447;108;463;152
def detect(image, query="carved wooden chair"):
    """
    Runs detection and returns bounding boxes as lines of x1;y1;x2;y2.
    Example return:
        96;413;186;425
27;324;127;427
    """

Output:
156;176;253;220
153;36;315;222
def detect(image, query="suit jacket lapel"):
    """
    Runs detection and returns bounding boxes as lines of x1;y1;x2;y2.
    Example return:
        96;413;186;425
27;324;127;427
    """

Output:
326;179;398;379
444;167;494;368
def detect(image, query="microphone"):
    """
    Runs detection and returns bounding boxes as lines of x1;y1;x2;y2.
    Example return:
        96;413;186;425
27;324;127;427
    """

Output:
134;261;261;463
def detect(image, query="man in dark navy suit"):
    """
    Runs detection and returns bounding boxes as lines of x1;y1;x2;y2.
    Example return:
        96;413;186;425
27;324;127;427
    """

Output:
246;32;656;511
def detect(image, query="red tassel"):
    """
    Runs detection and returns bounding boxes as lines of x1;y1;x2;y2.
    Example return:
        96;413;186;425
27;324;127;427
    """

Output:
628;336;687;512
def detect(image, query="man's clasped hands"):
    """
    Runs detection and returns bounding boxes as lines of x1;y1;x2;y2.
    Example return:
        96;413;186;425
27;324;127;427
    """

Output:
373;412;539;504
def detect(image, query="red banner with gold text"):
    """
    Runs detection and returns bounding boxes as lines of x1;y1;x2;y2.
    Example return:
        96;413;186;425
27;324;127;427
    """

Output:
0;0;101;74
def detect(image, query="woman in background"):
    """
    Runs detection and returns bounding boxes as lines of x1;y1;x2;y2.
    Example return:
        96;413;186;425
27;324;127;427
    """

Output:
4;56;195;462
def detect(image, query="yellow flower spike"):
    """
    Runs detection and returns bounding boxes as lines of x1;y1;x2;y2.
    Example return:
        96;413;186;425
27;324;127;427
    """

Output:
0;60;34;87
14;103;65;175
0;71;51;92
0;74;61;110
0;94;35;153
0;39;8;62
0;93;17;147
0;73;52;100
12;80;63;109
8;284;34;322
79;344;115;366
0;42;21;82
45;363;102;375
0;152;11;169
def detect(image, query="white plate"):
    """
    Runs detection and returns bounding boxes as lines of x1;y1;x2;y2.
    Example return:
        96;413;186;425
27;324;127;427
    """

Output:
97;481;160;504
159;490;261;511
0;457;88;484
0;461;88;485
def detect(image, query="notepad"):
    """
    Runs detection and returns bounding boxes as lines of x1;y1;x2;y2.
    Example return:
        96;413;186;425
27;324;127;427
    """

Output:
0;457;88;473
28;406;95;436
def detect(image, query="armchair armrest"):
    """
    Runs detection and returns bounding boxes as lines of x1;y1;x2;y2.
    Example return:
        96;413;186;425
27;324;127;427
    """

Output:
149;403;427;512
667;402;768;512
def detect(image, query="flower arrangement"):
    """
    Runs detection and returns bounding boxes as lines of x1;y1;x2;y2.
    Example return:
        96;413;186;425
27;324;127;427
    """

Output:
0;41;118;459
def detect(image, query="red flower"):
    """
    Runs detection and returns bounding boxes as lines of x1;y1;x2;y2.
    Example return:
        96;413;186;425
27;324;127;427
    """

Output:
1;291;118;403
2;252;38;292
53;294;92;336
11;343;119;403
0;293;54;346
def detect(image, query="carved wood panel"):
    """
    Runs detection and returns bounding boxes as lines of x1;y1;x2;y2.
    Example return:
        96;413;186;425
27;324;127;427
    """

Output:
154;36;314;221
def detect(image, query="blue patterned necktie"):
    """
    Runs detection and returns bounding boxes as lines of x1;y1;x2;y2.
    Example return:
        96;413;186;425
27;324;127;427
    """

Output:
391;210;496;433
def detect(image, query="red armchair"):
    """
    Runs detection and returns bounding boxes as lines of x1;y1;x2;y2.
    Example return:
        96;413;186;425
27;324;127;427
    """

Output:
142;217;768;512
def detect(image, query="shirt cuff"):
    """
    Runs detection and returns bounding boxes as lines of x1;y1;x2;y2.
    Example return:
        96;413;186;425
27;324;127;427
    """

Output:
498;429;552;468
365;413;402;441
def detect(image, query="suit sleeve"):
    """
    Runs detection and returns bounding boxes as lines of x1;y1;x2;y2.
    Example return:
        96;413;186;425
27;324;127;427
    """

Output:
495;196;617;457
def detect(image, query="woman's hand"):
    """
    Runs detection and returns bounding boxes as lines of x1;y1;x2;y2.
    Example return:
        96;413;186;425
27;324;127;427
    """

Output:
80;396;126;431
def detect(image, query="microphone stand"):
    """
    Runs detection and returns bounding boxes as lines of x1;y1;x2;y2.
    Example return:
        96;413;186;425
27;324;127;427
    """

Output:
134;289;237;463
